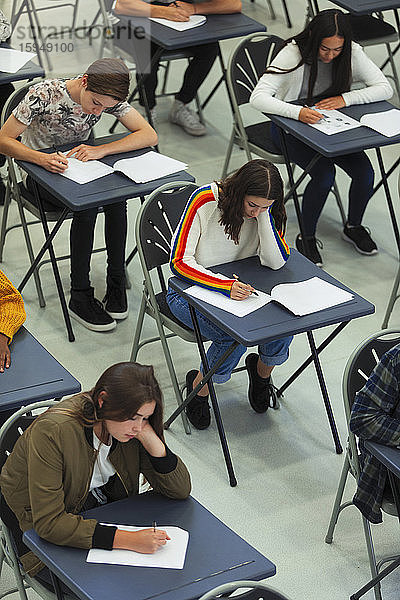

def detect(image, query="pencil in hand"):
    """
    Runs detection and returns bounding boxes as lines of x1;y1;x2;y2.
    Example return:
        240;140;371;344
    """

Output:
232;274;258;296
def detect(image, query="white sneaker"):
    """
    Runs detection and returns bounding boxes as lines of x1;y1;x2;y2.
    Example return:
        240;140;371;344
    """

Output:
169;100;206;136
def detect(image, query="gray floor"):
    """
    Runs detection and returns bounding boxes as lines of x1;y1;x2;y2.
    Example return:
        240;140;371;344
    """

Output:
1;0;400;598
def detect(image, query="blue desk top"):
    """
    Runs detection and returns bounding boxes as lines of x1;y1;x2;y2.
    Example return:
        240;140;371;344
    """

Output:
115;12;266;50
365;441;400;479
0;44;44;85
16;139;195;211
330;0;400;14
24;494;276;600
169;250;375;346
268;101;400;158
0;327;80;411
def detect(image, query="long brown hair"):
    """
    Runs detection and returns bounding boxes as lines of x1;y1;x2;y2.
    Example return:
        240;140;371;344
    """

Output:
85;58;130;102
47;362;164;441
267;9;353;104
218;159;286;244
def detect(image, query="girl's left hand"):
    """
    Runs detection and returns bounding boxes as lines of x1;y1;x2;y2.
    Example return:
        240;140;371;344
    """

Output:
66;144;106;161
315;96;345;110
136;422;167;457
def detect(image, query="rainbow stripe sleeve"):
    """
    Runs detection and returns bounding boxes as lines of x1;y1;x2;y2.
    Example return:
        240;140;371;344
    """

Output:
170;186;234;297
270;211;290;260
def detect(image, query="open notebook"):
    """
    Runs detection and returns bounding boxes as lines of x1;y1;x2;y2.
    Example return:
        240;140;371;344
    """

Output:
186;276;353;317
309;107;400;137
59;151;188;185
0;47;36;73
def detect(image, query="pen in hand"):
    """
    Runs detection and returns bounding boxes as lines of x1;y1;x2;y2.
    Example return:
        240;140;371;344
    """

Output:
232;273;258;296
152;521;157;533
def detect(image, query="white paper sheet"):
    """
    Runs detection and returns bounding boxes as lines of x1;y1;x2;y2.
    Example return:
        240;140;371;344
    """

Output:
150;15;206;31
113;151;188;183
360;108;400;137
186;285;271;317
0;48;36;73
59;157;114;184
87;525;189;569
308;108;361;135
270;276;353;316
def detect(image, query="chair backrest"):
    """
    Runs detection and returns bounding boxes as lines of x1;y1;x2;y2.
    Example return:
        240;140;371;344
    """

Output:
0;400;57;473
342;329;400;423
227;33;285;108
0;401;58;600
197;580;293;600
135;180;198;278
1;82;39;128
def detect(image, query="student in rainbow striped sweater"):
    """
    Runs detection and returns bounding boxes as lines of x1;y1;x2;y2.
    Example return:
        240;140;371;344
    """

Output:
167;160;293;430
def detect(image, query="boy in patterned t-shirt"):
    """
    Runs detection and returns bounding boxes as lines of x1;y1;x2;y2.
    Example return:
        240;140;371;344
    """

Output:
0;58;157;332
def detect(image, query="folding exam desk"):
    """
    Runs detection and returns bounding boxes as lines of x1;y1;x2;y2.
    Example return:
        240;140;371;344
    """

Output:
0;327;80;414
166;250;375;486
16;139;195;342
268;101;400;327
23;493;276;600
112;12;267;120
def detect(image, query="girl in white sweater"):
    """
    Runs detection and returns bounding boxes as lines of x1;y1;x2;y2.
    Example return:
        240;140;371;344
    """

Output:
167;160;292;430
250;9;393;266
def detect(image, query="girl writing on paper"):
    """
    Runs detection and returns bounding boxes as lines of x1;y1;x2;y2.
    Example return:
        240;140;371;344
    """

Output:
0;362;191;591
167;159;293;430
250;9;393;266
0;58;157;332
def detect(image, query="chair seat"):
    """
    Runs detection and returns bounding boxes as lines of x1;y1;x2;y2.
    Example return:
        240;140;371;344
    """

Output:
156;291;208;341
245;122;283;156
349;14;398;44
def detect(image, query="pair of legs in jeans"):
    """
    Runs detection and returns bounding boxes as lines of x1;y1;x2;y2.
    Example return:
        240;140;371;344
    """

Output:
167;288;292;427
270;123;374;237
25;176;127;330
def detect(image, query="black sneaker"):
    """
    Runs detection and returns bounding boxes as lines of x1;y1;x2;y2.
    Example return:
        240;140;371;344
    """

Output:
342;224;378;255
295;234;323;267
185;370;211;430
103;278;128;320
245;353;278;413
69;287;116;332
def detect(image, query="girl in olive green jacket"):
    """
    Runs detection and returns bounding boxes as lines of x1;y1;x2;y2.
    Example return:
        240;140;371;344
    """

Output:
0;362;191;583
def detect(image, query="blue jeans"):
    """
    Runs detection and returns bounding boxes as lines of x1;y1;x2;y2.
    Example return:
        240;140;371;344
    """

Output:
271;123;374;236
167;288;293;384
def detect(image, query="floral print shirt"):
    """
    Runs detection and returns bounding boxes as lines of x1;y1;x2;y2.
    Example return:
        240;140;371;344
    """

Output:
0;9;11;42
13;77;131;151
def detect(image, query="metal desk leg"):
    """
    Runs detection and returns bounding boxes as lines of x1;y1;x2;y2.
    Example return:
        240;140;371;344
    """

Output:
50;572;65;600
201;46;233;113
306;331;342;454
277;321;348;396
280;0;292;28
22;181;75;342
375;147;400;329
188;305;237;487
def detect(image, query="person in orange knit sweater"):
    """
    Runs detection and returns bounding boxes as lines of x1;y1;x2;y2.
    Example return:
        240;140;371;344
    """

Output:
0;270;26;373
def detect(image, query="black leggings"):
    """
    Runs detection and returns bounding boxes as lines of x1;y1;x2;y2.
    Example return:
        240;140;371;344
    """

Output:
138;42;219;109
25;177;127;291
